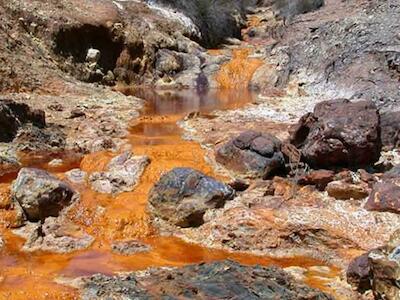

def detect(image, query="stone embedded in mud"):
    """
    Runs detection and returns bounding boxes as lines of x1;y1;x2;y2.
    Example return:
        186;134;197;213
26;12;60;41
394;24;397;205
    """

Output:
11;168;77;221
111;240;151;255
290;99;381;169
81;260;333;299
0;235;4;249
215;130;285;179
89;151;150;194
0;100;45;143
148;167;235;228
326;180;369;200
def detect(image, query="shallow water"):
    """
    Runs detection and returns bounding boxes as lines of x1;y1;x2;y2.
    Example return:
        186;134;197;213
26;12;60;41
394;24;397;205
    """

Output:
0;89;339;299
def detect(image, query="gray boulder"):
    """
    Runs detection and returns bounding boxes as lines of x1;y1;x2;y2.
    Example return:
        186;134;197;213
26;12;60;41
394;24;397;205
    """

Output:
216;130;285;179
11;168;77;221
89;151;150;194
148;168;235;227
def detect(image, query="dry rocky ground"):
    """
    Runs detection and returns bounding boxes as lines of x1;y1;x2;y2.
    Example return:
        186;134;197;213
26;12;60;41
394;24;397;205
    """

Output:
1;0;400;299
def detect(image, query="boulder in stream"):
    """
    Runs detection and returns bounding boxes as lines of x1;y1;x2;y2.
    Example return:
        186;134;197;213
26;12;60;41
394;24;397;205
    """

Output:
215;130;285;179
11;168;77;221
148;167;235;227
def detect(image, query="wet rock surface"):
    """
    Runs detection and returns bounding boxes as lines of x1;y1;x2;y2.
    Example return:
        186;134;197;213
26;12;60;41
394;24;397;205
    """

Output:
148;168;235;227
11;168;78;221
89;151;150;194
216;130;285;179
81;260;333;299
290;99;381;169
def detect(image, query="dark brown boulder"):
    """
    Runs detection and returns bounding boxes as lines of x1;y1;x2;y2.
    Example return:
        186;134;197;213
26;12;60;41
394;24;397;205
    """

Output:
216;130;285;179
365;165;400;213
290;99;381;169
347;253;372;293
380;111;400;150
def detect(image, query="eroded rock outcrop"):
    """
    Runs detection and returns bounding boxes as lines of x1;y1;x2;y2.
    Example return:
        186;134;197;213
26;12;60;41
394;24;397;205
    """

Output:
81;260;333;299
216;130;285;179
290;99;381;169
11;168;78;221
148;168;234;227
0;100;45;143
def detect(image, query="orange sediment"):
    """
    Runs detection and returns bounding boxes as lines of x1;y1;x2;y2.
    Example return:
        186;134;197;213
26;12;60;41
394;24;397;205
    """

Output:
215;48;263;89
0;89;340;298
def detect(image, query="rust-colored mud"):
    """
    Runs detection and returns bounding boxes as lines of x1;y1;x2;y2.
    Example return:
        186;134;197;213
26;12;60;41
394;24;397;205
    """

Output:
215;48;263;89
0;88;339;298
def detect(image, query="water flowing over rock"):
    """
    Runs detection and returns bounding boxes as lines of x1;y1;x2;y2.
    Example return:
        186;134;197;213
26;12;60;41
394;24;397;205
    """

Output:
11;168;78;221
290;99;381;169
148;168;235;227
216;130;285;179
81;260;333;299
89;151;150;194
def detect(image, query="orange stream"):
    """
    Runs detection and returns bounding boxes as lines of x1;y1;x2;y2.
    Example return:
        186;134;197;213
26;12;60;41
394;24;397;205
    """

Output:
0;91;338;296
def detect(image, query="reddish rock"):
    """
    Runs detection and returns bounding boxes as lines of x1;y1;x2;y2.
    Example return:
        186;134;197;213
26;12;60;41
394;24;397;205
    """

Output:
347;253;372;293
290;99;381;169
298;169;335;190
365;181;400;213
326;180;369;200
380;111;400;150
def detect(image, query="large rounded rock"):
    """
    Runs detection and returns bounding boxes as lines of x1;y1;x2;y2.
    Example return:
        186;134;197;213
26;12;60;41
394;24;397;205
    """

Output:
290;99;381;169
148;168;234;227
215;130;285;179
11;168;77;221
